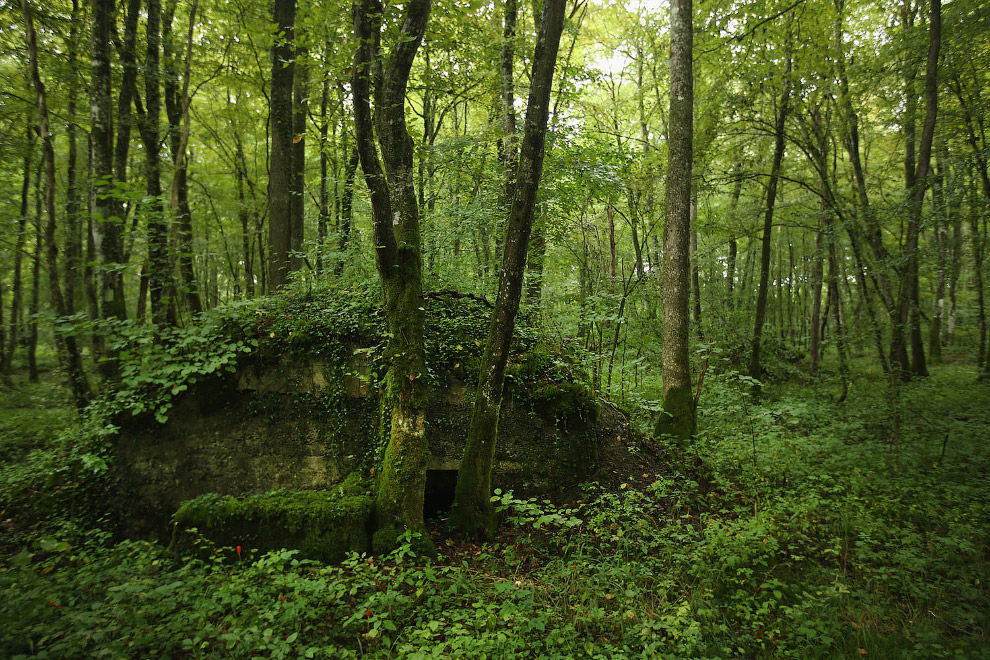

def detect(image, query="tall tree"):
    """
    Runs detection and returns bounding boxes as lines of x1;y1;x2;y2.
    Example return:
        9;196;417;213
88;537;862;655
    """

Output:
140;0;174;326
352;0;432;550
748;40;792;394
2;127;33;373
890;0;940;381
268;0;297;290
451;0;567;539
165;0;203;314
91;0;127;323
21;0;90;408
656;0;695;438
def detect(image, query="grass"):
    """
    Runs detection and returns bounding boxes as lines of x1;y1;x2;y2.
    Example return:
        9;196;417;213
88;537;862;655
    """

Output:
0;360;987;659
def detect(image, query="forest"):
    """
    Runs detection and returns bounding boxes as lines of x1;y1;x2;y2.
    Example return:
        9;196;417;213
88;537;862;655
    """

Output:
0;0;988;656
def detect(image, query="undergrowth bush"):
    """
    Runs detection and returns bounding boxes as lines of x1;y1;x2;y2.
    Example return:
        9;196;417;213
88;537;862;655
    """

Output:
1;320;987;659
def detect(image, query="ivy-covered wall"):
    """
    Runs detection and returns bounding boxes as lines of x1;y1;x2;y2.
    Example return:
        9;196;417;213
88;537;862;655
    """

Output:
111;289;604;538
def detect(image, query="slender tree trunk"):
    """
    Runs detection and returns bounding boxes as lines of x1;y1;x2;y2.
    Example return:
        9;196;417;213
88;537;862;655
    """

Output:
947;196;962;345
656;0;696;437
971;174;987;369
141;0;175;326
749;47;792;391
336;147;359;276
929;147;948;364
451;0;566;538
268;0;297;289
891;0;939;381
233;135;255;297
3;129;33;373
809;218;825;375
827;216;849;400
291;45;308;274
165;0;202;315
114;0;141;215
525;206;546;305
726;167;743;309
64;0;83;337
22;0;90;407
29;183;41;382
317;69;330;278
92;0;127;325
690;196;702;338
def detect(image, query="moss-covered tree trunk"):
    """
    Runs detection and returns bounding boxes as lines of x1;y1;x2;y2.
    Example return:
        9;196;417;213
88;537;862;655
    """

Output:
450;0;566;539
353;0;432;551
656;0;696;439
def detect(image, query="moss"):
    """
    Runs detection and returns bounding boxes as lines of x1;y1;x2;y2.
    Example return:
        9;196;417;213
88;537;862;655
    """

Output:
170;472;373;563
530;381;600;430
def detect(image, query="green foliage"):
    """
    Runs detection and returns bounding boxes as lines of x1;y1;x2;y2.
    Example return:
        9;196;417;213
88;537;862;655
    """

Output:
0;381;114;536
3;330;988;659
506;344;600;428
88;303;262;425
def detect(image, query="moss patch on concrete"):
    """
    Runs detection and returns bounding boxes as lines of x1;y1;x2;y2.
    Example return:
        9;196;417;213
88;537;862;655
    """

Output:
170;473;373;563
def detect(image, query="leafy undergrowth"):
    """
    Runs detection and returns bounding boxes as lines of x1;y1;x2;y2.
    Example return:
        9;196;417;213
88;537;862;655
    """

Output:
1;365;988;659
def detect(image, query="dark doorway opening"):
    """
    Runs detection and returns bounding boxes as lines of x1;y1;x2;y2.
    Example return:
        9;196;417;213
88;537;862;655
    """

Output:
424;470;457;520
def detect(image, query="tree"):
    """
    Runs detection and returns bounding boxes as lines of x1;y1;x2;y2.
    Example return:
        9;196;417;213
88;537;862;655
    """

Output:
748;33;792;396
91;0;127;323
450;0;567;539
890;0;940;382
21;0;89;408
655;0;695;438
268;0;297;290
352;0;432;550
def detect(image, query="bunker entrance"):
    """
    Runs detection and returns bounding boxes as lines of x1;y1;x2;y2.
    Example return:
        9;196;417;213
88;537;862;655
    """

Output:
424;469;458;519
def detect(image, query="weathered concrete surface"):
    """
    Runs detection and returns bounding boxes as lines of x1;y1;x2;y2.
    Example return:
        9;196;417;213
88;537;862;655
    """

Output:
115;355;600;539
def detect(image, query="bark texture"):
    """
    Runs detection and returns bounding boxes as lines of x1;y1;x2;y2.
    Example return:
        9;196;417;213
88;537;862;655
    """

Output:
451;0;566;539
656;0;696;439
353;0;433;551
268;0;297;290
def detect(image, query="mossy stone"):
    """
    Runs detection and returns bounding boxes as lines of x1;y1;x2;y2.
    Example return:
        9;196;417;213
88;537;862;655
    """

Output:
170;472;373;563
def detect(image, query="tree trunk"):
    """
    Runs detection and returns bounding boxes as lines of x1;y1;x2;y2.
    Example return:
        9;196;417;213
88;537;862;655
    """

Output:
335;147;359;277
826;216;849;401
929;147;948;364
64;0;82;334
656;0;695;437
317;69;330;278
525;206;546;305
725;166;743;309
3;128;33;373
22;0;90;407
165;0;202;315
690;196;702;338
29;180;41;382
291;46;308;274
891;0;939;381
92;0;127;325
749;47;792;392
451;0;566;538
353;0;432;551
268;0;296;290
114;0;141;214
971;174;987;369
142;0;175;326
809;221;824;376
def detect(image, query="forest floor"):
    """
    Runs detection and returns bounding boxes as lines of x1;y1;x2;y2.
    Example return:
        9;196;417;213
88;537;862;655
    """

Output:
0;357;988;659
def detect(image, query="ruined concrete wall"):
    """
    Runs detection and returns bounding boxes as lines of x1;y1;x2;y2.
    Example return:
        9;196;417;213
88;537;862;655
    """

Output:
115;354;599;538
